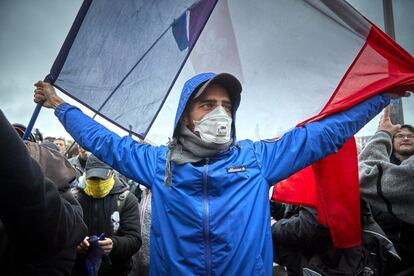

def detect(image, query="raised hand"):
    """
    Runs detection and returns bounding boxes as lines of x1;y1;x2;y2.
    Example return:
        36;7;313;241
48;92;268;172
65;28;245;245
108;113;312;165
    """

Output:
34;81;65;109
378;105;401;135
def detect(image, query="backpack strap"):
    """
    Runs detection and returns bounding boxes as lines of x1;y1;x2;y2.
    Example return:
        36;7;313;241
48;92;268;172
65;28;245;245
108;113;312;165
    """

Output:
117;190;130;214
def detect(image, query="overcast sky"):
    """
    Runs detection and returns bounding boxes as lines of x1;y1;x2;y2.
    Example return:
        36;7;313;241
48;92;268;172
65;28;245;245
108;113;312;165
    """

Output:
0;0;84;140
1;0;412;145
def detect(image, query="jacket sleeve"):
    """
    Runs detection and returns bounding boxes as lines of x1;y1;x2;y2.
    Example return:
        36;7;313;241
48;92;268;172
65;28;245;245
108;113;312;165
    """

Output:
0;110;87;261
254;94;390;184
359;131;414;225
270;201;286;221
55;103;158;188
358;130;393;180
110;193;141;260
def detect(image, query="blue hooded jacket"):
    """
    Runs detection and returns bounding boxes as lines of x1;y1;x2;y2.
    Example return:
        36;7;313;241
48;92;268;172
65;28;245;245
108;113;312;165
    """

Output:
55;72;389;275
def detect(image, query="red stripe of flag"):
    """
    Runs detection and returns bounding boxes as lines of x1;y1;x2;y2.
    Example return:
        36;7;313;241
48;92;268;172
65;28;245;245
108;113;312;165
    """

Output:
274;22;414;248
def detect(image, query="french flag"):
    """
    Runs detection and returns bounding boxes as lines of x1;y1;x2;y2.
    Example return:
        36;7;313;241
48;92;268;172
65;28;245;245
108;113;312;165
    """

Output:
187;1;414;247
46;0;414;248
272;7;414;248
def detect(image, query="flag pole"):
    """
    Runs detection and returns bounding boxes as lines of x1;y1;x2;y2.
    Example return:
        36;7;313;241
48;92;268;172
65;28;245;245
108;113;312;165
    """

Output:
22;102;43;141
383;0;404;124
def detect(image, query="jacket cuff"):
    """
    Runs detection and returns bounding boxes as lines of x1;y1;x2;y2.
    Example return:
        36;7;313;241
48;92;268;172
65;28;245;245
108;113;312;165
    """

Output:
376;130;393;139
110;236;119;255
54;102;72;117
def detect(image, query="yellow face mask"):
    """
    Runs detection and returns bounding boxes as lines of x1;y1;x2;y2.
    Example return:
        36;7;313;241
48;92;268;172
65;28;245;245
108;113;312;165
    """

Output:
84;174;115;198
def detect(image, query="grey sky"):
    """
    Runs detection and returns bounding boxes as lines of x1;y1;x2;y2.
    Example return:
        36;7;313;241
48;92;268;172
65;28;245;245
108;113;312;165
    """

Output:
0;0;83;140
1;0;412;145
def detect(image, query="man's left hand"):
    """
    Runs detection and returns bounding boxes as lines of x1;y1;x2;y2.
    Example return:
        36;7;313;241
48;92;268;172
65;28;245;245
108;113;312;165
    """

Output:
378;106;401;135
387;91;411;99
98;238;113;254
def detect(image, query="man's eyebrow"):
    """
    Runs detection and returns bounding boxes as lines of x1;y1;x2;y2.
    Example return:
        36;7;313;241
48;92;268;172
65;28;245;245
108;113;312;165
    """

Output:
196;99;217;104
194;98;232;106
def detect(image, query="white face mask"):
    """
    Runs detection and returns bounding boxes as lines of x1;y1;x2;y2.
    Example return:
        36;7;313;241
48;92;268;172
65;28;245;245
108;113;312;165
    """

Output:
193;106;233;144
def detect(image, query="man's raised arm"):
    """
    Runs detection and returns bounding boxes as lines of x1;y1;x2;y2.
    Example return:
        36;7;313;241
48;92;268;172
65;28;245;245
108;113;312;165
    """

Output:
34;81;158;188
255;92;410;184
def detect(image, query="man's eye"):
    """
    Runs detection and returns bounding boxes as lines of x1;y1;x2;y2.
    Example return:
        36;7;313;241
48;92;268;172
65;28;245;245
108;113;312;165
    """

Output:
224;105;232;111
201;103;213;109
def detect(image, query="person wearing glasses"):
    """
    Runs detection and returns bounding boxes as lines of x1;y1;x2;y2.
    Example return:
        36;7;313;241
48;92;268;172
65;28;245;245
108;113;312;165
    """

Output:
359;106;414;275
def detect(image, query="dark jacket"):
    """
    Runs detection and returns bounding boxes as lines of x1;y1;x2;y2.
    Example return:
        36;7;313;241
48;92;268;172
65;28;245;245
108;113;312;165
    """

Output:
0;110;87;275
369;208;414;275
72;177;141;276
271;201;400;276
271;204;331;275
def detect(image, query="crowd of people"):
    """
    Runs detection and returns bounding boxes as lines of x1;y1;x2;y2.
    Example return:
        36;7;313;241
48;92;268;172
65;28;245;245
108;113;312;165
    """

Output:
0;72;412;275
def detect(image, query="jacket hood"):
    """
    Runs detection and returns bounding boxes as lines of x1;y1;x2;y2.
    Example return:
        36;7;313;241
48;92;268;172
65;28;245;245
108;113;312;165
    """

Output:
173;72;241;139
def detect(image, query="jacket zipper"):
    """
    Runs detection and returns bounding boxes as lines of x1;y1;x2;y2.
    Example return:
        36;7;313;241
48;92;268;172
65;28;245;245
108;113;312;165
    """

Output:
203;158;212;276
92;198;98;233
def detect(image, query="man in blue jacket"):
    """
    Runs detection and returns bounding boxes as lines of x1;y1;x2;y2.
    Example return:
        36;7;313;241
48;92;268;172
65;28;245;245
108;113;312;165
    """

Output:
34;72;401;275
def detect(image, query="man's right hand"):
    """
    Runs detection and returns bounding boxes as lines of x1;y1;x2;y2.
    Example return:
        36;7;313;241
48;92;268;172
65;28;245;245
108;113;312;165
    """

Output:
34;81;65;109
76;237;90;253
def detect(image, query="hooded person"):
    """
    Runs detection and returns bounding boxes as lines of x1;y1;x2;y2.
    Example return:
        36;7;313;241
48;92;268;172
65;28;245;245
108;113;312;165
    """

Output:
71;155;141;276
34;72;399;275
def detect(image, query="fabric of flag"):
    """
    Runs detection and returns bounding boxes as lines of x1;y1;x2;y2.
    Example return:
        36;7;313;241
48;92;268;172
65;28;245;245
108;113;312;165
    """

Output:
272;138;361;248
189;0;244;81
47;0;217;138
47;0;414;248
270;3;414;248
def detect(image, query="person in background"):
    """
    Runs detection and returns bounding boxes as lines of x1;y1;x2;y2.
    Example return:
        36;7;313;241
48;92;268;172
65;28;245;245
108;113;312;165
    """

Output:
54;137;67;155
44;136;57;143
70;144;89;180
0;110;87;275
12;123;37;143
129;187;151;276
72;155;141;276
270;200;399;275
359;106;414;275
67;142;79;159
